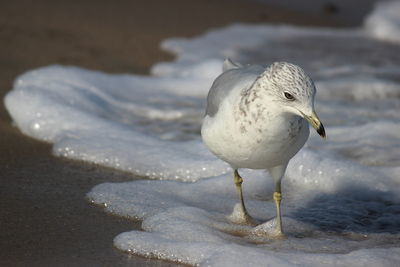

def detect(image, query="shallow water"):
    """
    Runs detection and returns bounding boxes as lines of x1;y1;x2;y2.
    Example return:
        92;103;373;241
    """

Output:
5;1;400;266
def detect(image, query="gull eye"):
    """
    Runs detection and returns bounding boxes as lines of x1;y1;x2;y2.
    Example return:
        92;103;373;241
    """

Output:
284;92;295;101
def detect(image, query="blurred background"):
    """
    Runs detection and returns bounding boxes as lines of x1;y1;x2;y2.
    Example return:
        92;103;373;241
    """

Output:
0;0;380;266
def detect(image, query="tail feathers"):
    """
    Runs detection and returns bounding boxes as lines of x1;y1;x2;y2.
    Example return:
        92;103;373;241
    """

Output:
222;58;243;72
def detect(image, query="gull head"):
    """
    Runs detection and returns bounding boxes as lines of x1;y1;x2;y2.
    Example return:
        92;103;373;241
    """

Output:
261;62;326;138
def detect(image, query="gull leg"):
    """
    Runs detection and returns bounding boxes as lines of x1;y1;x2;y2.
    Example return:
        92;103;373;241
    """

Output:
231;169;257;225
273;180;283;236
234;169;248;216
269;164;288;237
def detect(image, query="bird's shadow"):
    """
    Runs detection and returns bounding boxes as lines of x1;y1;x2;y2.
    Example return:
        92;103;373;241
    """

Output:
289;184;400;235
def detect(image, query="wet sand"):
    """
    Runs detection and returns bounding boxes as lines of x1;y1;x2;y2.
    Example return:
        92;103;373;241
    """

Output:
0;0;372;266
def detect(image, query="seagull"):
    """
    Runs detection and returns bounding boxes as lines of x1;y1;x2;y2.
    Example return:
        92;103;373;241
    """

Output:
201;59;325;237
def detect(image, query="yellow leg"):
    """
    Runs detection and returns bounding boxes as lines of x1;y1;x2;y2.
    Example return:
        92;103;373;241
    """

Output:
234;170;248;215
269;164;287;237
273;191;283;235
232;169;257;225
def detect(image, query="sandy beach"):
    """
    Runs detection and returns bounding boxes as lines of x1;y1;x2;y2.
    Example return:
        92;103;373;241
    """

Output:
0;0;373;266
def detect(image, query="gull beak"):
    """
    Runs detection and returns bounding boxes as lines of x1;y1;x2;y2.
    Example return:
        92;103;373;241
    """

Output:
303;111;326;138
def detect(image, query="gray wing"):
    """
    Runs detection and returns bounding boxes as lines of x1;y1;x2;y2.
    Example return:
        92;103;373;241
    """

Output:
205;60;265;117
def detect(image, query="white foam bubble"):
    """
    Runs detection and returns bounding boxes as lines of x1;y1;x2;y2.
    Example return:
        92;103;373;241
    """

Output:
365;1;400;43
5;65;230;181
88;150;400;265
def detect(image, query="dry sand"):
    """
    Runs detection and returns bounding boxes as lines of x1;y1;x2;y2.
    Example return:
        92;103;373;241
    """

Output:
0;0;371;266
